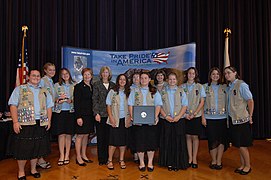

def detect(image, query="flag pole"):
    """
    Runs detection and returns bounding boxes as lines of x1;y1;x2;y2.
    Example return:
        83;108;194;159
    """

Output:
21;25;28;74
224;28;231;68
16;25;29;87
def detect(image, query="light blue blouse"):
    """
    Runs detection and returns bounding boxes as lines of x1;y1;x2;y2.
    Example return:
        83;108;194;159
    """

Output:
8;83;54;120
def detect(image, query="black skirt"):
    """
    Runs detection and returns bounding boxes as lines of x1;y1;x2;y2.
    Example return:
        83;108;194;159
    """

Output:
228;116;253;148
127;125;137;153
75;115;94;134
159;118;189;169
52;111;75;135
206;118;229;151
185;116;202;135
109;118;128;146
134;124;158;152
7;120;51;160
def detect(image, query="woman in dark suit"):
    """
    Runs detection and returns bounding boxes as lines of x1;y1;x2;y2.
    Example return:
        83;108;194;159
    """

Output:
93;66;115;165
74;68;95;166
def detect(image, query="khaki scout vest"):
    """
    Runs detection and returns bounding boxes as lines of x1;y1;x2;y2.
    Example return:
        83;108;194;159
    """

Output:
17;85;49;126
229;80;250;125
42;76;55;100
203;83;227;115
183;83;203;118
54;83;75;113
161;86;184;117
106;90;130;127
134;87;155;106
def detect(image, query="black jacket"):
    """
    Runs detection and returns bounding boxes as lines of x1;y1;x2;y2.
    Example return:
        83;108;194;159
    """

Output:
74;81;93;119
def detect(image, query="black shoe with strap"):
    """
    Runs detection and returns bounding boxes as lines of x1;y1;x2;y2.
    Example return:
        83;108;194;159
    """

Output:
76;159;86;166
119;160;126;169
18;176;26;180
82;158;93;163
107;160;114;170
240;168;252;175
30;172;41;178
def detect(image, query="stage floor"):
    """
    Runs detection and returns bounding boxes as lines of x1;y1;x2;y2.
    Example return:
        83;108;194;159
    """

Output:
0;140;270;180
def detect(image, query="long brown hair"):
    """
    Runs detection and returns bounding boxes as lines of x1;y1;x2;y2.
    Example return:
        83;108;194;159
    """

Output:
113;74;130;97
207;67;222;86
224;66;241;84
58;68;75;85
154;69;167;85
183;67;200;83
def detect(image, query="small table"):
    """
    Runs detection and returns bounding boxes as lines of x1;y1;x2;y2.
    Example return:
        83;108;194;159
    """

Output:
0;118;13;160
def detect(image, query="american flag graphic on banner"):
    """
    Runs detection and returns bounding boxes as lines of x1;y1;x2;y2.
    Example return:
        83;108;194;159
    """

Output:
16;26;29;87
151;52;170;64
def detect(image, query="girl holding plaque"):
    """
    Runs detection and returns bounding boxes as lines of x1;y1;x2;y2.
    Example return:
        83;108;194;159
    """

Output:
201;67;228;170
159;72;189;171
53;68;75;166
128;72;162;172
224;66;254;175
105;74;131;170
181;67;206;169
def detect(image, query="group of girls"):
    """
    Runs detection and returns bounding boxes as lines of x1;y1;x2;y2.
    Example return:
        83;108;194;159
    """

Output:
23;63;254;176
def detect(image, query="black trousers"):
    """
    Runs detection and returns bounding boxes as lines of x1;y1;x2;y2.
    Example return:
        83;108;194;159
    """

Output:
96;117;109;163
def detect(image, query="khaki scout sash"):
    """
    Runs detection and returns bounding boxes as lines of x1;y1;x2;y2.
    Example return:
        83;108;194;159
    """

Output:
42;76;55;100
161;86;184;117
229;80;250;125
18;85;49;126
134;87;154;106
54;83;75;113
203;83;227;115
183;83;203;118
106;90;130;127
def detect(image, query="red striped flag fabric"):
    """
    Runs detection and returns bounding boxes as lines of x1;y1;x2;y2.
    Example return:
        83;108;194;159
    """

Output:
16;27;29;87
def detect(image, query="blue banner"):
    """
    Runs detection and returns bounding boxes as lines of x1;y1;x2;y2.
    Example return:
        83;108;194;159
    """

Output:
62;43;196;82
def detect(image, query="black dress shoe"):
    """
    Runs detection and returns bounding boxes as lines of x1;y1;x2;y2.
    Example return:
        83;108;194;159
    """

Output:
234;168;243;173
18;176;26;180
147;167;154;172
138;166;146;172
168;166;173;171
76;159;86;166
82;158;93;163
99;161;106;165
30;172;41;178
240;168;252;175
215;164;223;170
209;163;216;169
173;167;179;172
188;162;192;167
191;163;198;168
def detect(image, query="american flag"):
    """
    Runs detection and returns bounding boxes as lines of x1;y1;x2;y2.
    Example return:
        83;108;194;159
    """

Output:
16;28;29;87
151;52;170;64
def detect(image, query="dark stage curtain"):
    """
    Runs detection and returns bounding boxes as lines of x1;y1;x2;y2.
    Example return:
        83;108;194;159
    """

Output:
0;0;270;138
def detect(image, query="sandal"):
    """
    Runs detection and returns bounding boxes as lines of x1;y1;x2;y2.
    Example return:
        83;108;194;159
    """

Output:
64;159;70;165
36;161;51;169
119;160;126;169
58;160;64;166
107;160;114;170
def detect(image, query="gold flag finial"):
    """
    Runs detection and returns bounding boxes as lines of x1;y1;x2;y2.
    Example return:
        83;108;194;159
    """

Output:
224;28;231;38
22;25;28;37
